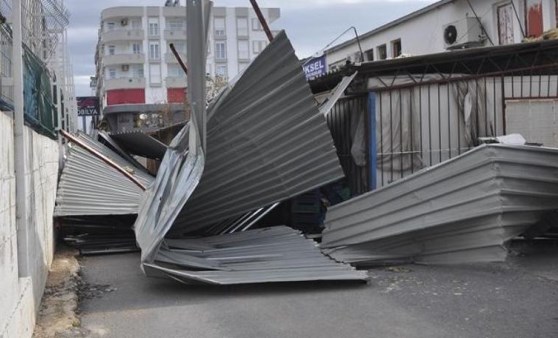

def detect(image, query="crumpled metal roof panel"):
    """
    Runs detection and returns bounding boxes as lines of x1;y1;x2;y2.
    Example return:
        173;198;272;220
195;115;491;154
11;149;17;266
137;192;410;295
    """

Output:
322;144;558;265
133;31;347;284
144;226;368;285
169;30;344;234
54;133;154;217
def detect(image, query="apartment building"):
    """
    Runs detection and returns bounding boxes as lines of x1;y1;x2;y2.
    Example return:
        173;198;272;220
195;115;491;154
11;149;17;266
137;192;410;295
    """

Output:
95;5;280;133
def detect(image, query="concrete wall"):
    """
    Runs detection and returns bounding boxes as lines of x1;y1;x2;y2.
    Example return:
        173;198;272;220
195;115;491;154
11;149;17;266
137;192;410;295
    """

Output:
0;111;59;338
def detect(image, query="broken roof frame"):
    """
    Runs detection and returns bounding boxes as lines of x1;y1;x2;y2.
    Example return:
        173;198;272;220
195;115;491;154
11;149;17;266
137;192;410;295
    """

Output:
310;39;558;94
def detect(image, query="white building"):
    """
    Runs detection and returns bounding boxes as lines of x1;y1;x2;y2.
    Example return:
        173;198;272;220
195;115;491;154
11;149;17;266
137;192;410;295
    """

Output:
95;5;280;132
326;0;557;71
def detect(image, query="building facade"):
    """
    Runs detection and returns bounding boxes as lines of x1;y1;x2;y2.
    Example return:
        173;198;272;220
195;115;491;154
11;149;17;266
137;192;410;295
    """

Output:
325;0;558;71
95;5;280;133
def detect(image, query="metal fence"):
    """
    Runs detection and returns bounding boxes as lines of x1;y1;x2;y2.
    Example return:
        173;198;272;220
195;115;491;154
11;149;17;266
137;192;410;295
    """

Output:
373;72;558;187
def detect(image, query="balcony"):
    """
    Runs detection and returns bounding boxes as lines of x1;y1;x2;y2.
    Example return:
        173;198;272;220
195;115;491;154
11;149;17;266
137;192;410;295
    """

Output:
105;77;146;90
103;53;145;66
101;7;143;20
164;29;187;40
165;76;187;88
165;52;186;64
101;29;145;42
214;33;227;40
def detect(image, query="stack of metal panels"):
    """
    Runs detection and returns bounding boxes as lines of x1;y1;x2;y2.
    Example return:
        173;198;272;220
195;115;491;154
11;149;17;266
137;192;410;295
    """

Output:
54;133;153;217
144;226;368;285
322;144;558;265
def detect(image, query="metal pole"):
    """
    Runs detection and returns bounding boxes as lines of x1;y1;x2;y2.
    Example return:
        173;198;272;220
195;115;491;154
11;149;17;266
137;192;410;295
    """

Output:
187;0;208;153
249;0;273;43
13;0;30;277
351;26;365;63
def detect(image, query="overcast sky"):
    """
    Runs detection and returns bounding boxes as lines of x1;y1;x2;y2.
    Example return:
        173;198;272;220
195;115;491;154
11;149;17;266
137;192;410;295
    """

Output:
65;0;437;96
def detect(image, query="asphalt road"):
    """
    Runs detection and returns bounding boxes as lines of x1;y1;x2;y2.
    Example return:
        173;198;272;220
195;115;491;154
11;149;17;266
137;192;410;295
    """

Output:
79;243;558;338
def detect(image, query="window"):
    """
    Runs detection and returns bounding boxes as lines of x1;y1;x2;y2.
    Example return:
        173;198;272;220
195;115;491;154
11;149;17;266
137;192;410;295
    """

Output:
107;22;115;31
148;17;160;36
377;44;387;60
214;17;226;36
131;19;142;29
252;40;267;54
108;45;115;55
132;65;144;78
252;18;262;31
173;42;186;54
149;41;160;60
215;41;226;60
497;3;515;45
391;39;401;58
132;43;142;54
108;68;116;79
365;48;374;61
149;64;161;85
168;64;185;77
238;40;249;60
237;17;248;36
216;64;228;79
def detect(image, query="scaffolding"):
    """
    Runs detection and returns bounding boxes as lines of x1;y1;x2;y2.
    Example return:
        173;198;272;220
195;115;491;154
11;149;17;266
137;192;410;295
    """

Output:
0;0;75;135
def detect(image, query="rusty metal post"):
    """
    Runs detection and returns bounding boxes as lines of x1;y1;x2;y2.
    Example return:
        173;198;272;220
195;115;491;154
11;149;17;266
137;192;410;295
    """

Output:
249;0;273;42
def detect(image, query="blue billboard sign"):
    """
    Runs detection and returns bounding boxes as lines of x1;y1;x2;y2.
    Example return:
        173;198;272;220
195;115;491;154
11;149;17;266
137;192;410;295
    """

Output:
303;55;327;80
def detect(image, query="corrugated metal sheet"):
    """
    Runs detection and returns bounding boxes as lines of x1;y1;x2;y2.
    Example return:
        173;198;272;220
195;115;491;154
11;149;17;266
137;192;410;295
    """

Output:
143;226;368;285
169;30;344;235
319;72;357;117
54;133;154;216
322;144;558;265
134;31;345;266
110;131;168;159
134;124;205;263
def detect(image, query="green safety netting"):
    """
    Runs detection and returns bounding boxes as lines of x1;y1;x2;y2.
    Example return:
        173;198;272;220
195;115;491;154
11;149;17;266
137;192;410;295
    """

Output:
22;44;57;139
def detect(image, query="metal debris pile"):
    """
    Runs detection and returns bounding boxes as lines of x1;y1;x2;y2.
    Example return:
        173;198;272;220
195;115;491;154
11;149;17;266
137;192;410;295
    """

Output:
53;0;558;286
54;6;367;283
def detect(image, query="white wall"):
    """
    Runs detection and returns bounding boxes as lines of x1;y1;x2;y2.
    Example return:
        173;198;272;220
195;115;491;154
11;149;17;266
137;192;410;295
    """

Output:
0;111;59;338
327;0;557;69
